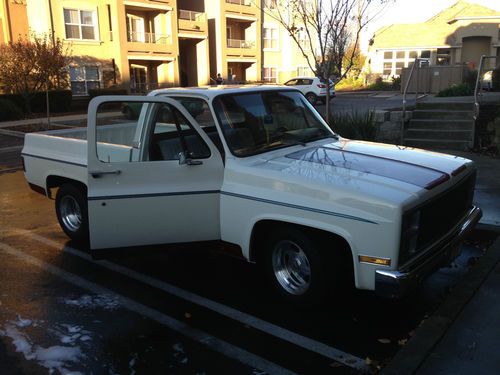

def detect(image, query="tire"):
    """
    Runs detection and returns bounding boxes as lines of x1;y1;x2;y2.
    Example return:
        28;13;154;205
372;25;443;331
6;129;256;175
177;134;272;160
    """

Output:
55;183;89;243
320;98;326;104
305;92;317;105
263;227;331;304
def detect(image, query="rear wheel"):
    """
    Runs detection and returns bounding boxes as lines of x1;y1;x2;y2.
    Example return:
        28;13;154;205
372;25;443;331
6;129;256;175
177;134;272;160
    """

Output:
305;92;317;105
55;183;89;243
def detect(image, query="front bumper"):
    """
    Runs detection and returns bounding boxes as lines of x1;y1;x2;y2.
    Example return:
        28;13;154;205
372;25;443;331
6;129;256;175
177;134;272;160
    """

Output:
375;206;482;298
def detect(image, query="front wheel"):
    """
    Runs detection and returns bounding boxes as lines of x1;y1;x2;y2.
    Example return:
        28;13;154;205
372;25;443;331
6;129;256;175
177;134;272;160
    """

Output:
264;228;329;304
55;183;89;243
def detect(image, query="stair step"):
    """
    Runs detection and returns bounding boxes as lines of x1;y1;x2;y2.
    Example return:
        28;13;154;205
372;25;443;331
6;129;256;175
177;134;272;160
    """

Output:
408;119;474;130
411;110;474;120
404;138;471;151
405;129;472;141
416;102;474;111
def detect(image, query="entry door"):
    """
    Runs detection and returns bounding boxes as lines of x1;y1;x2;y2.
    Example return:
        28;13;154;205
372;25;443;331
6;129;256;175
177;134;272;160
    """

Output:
87;96;224;250
131;65;147;93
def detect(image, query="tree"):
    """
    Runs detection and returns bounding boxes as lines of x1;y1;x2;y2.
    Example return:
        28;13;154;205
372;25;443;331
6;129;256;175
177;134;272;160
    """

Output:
0;33;70;113
261;0;389;124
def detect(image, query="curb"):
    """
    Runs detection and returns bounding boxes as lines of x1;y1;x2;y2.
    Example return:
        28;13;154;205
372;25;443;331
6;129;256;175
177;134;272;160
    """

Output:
381;235;500;375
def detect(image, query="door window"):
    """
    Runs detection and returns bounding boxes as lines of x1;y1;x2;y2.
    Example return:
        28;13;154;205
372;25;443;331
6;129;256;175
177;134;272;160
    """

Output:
94;101;210;163
149;104;211;161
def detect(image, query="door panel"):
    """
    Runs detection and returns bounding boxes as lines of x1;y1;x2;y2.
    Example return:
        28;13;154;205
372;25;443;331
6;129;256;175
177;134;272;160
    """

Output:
87;96;224;250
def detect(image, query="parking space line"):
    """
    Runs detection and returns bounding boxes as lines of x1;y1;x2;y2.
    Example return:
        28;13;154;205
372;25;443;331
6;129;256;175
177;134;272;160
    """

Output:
9;228;369;371
0;241;297;375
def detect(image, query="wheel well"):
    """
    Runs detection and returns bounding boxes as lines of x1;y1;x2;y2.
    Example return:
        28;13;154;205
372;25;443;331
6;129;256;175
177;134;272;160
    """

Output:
46;176;87;199
250;220;353;279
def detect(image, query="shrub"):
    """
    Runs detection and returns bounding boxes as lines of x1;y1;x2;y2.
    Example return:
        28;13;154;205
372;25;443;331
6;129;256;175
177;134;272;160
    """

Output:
88;88;128;98
435;83;473;97
366;77;398;91
329;109;377;141
0;90;72;113
0;99;22;121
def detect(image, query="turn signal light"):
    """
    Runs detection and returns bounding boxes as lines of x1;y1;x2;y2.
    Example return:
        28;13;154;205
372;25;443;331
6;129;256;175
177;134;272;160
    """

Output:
358;255;391;266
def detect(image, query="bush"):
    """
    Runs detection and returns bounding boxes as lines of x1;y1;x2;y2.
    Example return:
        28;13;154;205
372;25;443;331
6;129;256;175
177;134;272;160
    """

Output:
329;109;377;141
435;83;473;97
88;88;128;98
366;76;400;91
0;99;22;121
0;90;72;113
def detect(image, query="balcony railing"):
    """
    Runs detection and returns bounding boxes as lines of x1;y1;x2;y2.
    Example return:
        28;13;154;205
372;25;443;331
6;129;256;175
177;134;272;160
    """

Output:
227;39;255;48
226;0;252;5
127;31;171;44
178;9;206;21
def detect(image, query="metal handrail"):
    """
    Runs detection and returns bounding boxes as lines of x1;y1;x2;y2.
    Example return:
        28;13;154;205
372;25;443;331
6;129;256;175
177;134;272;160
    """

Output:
127;31;171;44
178;9;206;21
226;0;252;5
227;39;255;48
473;55;497;147
401;58;426;145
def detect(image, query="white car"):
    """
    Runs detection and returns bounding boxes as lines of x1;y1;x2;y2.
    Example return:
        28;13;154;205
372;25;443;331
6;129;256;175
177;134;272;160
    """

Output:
284;76;335;104
21;86;481;304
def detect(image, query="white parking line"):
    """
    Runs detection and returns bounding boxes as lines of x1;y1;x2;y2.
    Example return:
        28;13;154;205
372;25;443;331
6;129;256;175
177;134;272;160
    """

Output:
8;228;369;371
0;241;297;375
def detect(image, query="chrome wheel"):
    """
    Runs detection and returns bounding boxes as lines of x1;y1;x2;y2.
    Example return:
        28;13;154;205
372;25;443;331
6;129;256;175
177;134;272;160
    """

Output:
272;240;311;295
60;195;82;232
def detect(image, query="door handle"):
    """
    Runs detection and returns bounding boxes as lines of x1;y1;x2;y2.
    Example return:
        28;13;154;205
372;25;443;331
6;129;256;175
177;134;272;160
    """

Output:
89;170;121;178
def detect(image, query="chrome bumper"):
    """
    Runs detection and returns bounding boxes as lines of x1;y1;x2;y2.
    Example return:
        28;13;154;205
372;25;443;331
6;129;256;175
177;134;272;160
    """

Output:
375;206;482;298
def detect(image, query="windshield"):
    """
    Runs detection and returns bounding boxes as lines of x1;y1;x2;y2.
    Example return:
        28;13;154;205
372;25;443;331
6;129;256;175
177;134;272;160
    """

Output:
212;90;336;157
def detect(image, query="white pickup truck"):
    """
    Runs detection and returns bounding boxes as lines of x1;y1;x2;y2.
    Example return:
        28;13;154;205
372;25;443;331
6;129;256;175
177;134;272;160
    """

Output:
22;86;481;303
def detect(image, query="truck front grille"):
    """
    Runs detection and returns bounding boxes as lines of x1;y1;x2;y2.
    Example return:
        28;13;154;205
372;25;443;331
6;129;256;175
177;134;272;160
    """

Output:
416;171;476;250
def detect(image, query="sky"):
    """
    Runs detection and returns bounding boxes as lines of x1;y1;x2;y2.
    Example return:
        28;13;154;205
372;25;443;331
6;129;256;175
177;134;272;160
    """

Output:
360;0;500;52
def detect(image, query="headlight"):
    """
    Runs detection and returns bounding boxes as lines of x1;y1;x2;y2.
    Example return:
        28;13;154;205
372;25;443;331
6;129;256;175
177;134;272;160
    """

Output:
400;210;421;263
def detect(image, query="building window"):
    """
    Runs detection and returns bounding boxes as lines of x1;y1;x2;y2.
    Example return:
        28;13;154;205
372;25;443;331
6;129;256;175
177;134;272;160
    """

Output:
420;50;431;59
297;30;308;49
64;9;97;40
296;66;312;77
436;48;450;65
409;51;417;59
263;27;278;49
263;67;277;83
70;66;100;95
383;62;392;76
383;51;393;59
395;62;404;75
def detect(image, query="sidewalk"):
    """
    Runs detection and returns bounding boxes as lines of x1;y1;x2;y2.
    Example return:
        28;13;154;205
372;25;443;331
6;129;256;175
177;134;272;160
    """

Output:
383;150;500;374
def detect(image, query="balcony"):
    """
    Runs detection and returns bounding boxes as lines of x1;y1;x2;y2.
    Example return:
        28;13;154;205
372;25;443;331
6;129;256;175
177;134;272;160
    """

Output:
178;10;207;35
126;31;173;54
224;0;258;18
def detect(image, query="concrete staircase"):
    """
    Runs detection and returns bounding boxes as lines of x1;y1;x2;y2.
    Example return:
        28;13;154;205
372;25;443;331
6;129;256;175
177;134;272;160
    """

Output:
404;101;474;150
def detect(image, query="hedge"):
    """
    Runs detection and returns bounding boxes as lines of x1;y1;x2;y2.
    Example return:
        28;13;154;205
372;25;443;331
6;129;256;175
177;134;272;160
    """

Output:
0;90;72;113
0;99;23;121
88;88;128;98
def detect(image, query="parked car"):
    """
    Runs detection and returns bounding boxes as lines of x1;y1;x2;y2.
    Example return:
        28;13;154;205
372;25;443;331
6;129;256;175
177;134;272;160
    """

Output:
481;70;493;90
22;86;481;304
284;76;335;104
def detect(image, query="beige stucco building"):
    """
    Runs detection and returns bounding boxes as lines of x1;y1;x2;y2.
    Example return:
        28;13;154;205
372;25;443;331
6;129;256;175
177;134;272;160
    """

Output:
367;1;500;79
0;0;316;94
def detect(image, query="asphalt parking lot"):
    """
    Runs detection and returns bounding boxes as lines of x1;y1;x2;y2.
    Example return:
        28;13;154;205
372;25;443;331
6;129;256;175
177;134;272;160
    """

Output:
0;170;495;374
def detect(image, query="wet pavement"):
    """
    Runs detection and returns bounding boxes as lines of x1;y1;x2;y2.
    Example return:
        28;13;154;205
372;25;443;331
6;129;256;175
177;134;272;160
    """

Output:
0;171;496;374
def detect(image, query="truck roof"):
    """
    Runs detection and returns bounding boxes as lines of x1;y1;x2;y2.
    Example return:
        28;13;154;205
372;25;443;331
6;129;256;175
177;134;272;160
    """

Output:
148;85;297;100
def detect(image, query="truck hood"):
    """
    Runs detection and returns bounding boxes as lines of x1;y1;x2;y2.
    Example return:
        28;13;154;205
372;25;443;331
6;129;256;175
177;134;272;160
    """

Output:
255;138;472;196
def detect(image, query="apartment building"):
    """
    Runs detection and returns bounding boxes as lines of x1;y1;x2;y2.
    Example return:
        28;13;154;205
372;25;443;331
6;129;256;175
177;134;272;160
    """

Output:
367;1;500;79
261;0;314;83
0;0;317;95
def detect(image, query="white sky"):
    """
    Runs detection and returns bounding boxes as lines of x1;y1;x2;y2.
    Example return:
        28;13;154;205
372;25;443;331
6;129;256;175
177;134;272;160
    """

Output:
360;0;500;52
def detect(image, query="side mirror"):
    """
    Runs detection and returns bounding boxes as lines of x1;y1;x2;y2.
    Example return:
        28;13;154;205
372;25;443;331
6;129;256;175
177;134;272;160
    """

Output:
178;151;203;166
